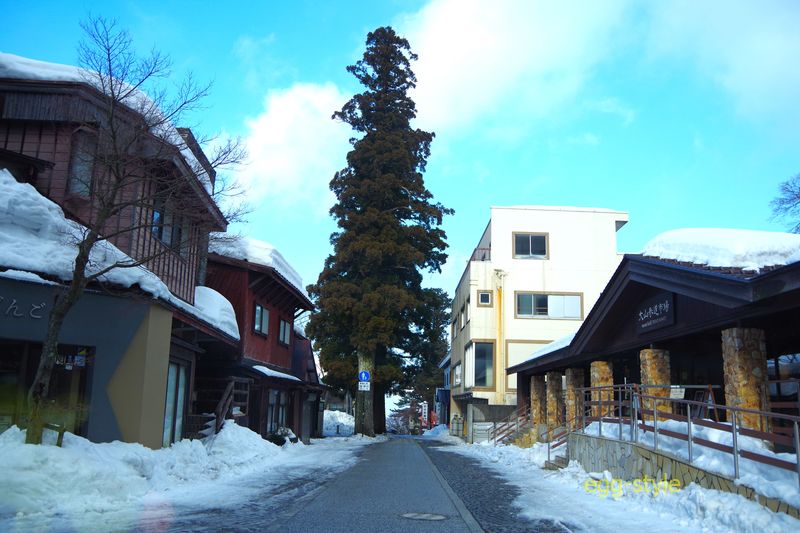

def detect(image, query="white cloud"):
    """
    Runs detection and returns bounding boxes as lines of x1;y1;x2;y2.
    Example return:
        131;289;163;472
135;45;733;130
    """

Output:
237;83;351;215
647;1;800;127
396;0;631;133
589;98;636;125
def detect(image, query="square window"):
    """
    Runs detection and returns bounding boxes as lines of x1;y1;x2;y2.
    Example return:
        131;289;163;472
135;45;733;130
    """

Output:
478;291;492;306
513;233;548;259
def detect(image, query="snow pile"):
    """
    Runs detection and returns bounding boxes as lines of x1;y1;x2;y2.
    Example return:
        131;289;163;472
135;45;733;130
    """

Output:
0;169;240;340
193;287;240;339
252;365;300;382
584;419;800;507
0;53;212;193
324;410;355;437
0;422;377;530
421;424;466;444
444;440;800;532
641;228;800;272
210;235;308;298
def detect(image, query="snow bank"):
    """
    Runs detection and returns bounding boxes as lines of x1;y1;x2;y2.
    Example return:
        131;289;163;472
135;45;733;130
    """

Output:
0;169;239;339
421;424;464;444
324;410;355;437
444;440;799;532
210;235;308;298
0;422;378;530
641;228;800;272
583;419;800;508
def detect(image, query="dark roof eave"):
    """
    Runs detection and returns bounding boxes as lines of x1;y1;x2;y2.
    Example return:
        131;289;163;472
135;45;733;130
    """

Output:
208;253;313;310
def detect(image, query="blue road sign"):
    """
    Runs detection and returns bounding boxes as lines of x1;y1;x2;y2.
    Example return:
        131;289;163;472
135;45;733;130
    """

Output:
358;370;370;382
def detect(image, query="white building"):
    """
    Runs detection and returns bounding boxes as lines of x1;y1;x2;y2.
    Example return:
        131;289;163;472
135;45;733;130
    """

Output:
449;206;628;428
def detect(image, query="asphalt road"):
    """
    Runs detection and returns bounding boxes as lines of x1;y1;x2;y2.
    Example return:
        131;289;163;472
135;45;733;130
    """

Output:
131;436;570;532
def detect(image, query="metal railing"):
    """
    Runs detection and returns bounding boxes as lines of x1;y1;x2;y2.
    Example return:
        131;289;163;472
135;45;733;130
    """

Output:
576;383;800;489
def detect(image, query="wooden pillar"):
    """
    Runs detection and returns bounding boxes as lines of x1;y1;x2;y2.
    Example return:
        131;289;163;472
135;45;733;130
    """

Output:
590;361;613;418
721;328;770;431
564;368;584;429
640;348;671;421
545;371;564;432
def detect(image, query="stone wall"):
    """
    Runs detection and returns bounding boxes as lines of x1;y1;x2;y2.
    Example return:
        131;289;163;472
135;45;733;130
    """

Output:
589;361;613;417
546;371;564;431
564;368;584;429
639;348;671;421
530;375;546;429
721;328;770;431
568;432;800;519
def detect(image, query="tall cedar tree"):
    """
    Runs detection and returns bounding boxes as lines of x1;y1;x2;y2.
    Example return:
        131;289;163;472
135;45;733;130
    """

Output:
399;288;450;411
307;27;452;436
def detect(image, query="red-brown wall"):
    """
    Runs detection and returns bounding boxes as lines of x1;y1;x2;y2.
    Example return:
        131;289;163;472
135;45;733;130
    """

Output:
205;262;296;370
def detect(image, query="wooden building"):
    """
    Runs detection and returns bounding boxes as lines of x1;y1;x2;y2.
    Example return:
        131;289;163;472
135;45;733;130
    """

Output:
204;240;324;443
0;53;237;448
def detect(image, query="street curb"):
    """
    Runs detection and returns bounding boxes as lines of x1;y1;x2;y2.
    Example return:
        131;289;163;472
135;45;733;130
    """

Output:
416;440;485;533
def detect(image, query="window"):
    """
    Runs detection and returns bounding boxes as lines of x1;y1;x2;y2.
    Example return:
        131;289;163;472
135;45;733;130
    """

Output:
465;297;470;323
151;202;190;255
513;233;548;259
254;304;270;334
516;293;582;319
67;130;97;196
279;319;291;345
459;306;465;329
453;363;462;386
477;290;492;307
267;389;288;433
474;342;494;387
162;360;188;447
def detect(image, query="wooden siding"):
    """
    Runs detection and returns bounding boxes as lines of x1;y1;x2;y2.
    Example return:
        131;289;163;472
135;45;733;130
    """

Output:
206;262;298;370
0;119;201;303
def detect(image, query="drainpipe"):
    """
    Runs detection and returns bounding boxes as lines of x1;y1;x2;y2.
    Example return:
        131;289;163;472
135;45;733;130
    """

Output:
494;269;507;404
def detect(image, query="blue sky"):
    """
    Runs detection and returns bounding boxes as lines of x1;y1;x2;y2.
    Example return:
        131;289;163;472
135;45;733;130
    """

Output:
4;0;800;298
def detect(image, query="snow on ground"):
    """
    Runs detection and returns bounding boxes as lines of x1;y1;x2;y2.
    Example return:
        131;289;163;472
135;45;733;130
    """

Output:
583;419;800;508
0;422;378;532
421;424;464;445
641;228;800;272
209;234;308;298
436;439;800;533
0;168;239;339
324;410;355;437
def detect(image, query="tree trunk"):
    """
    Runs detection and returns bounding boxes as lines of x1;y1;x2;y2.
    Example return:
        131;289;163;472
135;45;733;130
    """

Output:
26;241;93;444
355;352;375;437
373;382;386;434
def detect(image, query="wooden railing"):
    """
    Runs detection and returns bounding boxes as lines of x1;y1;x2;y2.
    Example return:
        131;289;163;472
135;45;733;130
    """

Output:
489;405;531;444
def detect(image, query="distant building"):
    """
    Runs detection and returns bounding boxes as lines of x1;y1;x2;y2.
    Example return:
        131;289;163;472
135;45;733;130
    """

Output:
449;205;628;438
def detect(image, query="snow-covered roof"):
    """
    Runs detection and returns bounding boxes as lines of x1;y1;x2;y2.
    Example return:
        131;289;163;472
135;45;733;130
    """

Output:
493;205;628;215
209;235;308;298
517;332;577;368
641;228;800;273
0;168;239;340
252;365;300;382
0;52;212;193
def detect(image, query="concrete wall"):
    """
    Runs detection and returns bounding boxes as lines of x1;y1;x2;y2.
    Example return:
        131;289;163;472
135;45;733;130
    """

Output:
568;432;800;519
450;206;627;412
107;305;172;449
0;277;163;444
